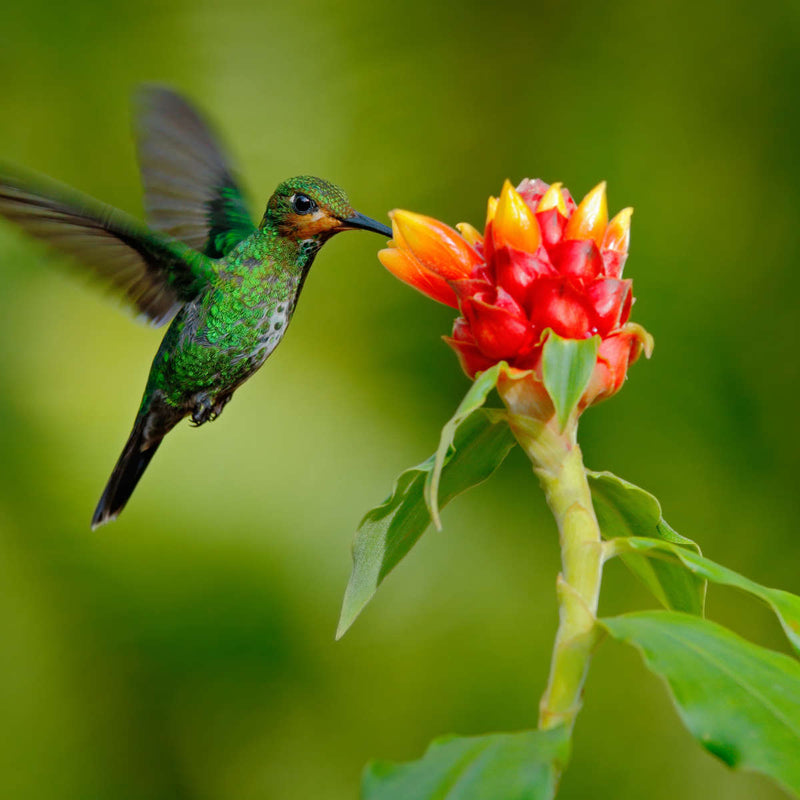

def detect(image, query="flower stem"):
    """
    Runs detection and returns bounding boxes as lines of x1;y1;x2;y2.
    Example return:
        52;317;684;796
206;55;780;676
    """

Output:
503;412;604;732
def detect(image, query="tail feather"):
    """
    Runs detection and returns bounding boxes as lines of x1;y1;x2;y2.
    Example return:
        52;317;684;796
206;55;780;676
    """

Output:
92;413;165;529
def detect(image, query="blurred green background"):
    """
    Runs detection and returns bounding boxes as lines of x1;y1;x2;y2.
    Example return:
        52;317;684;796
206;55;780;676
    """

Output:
1;0;798;797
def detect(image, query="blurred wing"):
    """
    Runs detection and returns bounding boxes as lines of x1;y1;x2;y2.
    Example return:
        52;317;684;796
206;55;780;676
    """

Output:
0;167;211;326
135;85;257;259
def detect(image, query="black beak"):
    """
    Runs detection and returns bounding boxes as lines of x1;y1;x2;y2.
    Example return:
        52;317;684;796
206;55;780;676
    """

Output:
342;211;392;237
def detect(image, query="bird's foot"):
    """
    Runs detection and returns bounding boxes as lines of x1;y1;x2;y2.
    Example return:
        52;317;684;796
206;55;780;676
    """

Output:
212;394;232;420
191;396;214;427
190;394;231;427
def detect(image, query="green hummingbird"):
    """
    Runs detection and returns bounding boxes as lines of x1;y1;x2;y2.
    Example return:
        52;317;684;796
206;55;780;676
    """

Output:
0;87;391;529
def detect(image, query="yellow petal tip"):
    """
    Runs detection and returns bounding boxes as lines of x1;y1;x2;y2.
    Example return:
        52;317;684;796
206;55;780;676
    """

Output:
493;180;541;252
486;196;498;225
456;221;483;247
604;207;633;253
537;182;567;215
565;181;608;246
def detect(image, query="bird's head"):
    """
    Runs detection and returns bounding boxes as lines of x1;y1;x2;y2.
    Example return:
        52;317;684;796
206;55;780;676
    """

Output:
263;176;391;242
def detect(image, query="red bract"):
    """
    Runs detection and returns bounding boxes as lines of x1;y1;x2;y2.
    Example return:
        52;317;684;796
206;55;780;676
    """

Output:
379;179;653;417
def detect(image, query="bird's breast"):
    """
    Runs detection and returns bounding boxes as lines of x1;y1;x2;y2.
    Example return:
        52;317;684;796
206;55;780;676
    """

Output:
232;301;292;366
198;276;299;366
150;270;302;402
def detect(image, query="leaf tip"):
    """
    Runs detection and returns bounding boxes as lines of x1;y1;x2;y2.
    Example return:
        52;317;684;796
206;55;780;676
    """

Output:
335;609;355;640
701;737;741;768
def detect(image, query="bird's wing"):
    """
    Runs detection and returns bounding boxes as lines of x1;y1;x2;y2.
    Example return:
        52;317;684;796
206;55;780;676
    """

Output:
134;85;258;259
0;166;213;326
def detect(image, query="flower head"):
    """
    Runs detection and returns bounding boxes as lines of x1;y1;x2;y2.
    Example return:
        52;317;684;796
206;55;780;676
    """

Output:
379;179;652;419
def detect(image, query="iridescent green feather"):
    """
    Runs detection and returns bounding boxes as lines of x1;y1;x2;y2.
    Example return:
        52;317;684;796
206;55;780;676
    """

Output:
0;165;214;325
264;176;355;223
134;85;257;259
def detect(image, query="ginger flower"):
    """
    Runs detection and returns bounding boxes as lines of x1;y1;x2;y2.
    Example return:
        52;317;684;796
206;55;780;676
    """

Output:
379;179;652;420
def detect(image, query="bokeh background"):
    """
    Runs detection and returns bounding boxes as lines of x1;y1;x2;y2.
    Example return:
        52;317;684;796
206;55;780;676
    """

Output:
1;1;799;797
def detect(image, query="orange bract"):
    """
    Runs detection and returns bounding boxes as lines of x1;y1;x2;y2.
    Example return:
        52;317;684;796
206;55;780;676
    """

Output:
493;180;541;253
563;181;608;247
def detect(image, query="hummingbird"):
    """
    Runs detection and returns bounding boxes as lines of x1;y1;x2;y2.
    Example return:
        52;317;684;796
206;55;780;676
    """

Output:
0;87;391;529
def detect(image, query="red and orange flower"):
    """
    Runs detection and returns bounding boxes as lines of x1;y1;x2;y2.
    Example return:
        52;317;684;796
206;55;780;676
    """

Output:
379;179;652;419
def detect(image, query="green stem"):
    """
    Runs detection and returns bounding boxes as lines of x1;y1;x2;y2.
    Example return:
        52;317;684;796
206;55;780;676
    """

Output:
503;412;604;732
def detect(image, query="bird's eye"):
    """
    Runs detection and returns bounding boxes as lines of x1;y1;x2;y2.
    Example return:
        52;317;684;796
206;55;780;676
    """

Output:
292;194;316;214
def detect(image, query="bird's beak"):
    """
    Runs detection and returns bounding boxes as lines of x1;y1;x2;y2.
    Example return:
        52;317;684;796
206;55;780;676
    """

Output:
341;211;392;237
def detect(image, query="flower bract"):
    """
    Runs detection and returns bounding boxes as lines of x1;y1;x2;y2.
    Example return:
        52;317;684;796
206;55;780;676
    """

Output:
379;179;653;419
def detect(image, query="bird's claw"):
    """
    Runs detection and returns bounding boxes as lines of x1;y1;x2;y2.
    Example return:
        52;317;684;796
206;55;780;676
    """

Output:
191;394;231;427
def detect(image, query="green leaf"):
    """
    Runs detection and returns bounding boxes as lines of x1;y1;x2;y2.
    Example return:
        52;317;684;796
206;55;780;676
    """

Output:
587;471;706;615
425;362;506;529
362;727;571;800
602;611;800;796
541;332;599;430
609;537;800;657
337;409;516;639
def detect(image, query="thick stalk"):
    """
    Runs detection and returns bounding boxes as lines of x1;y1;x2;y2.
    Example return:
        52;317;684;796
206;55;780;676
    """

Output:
503;410;604;732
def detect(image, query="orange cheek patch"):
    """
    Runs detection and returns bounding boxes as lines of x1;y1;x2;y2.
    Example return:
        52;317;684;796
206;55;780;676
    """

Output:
286;211;342;238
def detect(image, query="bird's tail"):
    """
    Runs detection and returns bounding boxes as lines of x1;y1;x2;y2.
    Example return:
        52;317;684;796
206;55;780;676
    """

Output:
91;412;169;530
